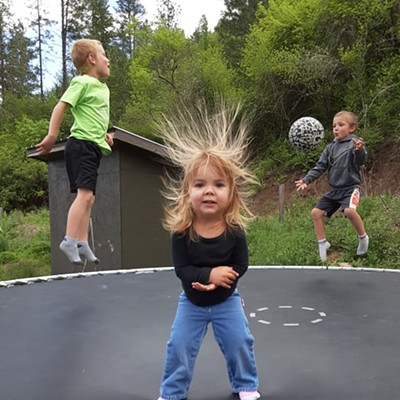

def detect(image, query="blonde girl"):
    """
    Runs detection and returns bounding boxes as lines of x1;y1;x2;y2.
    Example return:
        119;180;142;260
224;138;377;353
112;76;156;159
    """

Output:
156;102;261;400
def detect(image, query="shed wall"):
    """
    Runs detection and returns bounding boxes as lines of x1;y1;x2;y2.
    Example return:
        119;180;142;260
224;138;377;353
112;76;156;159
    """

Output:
119;144;171;268
48;150;122;274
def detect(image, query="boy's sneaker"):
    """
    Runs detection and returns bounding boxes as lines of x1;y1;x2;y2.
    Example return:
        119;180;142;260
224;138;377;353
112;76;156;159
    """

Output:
318;240;331;263
239;391;261;400
357;234;369;256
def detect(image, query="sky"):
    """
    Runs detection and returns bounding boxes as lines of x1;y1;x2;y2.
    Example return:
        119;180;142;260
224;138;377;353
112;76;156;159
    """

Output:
9;0;227;89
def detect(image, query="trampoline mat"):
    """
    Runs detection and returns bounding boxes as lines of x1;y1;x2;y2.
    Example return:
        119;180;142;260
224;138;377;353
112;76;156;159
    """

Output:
1;267;400;400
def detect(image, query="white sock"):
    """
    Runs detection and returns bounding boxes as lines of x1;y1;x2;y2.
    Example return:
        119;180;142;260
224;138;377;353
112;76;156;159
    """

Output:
318;239;331;263
77;241;99;263
357;234;369;256
59;236;83;265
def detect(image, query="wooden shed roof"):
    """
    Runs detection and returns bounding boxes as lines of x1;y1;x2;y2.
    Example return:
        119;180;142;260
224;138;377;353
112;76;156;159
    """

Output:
27;126;168;162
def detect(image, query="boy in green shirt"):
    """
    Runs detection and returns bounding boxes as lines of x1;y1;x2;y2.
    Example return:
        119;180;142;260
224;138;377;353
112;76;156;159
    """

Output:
36;39;113;265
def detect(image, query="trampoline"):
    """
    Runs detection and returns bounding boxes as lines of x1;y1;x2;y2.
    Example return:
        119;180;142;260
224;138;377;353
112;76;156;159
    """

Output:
1;266;400;400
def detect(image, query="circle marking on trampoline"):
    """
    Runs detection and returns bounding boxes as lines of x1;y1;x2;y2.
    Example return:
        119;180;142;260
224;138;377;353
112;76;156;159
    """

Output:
250;305;327;326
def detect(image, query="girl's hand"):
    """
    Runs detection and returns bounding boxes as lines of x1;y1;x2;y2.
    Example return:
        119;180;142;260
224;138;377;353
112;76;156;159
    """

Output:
209;266;239;289
192;282;217;291
295;180;307;191
353;137;364;151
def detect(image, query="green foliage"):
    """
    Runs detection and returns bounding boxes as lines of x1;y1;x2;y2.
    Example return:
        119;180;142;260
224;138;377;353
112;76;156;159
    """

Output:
0;116;48;211
0;92;58;132
0;208;51;281
122;26;239;138
3;21;37;95
2;0;400;214
241;0;400;146
216;0;269;68
250;137;326;182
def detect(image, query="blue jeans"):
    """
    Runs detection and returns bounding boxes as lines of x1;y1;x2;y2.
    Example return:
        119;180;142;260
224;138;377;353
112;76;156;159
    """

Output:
159;291;259;400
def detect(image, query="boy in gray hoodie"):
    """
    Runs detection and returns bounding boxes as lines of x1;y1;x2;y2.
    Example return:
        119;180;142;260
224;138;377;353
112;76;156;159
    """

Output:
295;111;369;263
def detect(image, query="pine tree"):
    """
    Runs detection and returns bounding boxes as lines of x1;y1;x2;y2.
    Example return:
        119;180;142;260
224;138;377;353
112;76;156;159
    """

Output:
114;0;145;57
216;0;268;68
29;0;56;97
5;22;37;95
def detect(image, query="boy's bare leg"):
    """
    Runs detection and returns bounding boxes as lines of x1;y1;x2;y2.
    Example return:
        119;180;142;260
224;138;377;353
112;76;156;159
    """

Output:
311;208;326;240
311;208;331;262
65;188;95;239
60;188;96;264
344;208;369;255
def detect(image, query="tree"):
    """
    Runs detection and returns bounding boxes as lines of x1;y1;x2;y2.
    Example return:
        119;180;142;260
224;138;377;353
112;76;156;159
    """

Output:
156;0;181;29
29;0;56;98
122;24;186;135
4;21;37;96
216;0;269;68
60;0;114;90
0;0;11;96
0;116;48;211
241;0;400;148
66;0;114;47
122;24;238;137
114;0;145;57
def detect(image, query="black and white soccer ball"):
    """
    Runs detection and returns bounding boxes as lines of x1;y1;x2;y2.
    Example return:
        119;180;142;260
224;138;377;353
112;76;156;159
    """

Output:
288;117;324;152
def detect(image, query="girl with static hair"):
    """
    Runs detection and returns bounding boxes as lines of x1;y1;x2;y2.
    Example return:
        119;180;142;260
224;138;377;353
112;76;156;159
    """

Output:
157;102;261;400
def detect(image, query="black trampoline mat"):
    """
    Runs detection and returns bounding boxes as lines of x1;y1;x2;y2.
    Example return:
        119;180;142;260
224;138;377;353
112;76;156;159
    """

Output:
1;267;400;400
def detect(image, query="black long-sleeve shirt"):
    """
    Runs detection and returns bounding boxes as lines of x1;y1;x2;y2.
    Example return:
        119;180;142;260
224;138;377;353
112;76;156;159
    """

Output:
172;228;249;307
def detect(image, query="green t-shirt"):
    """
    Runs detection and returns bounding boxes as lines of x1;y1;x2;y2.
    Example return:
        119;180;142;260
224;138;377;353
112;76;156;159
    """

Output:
61;75;111;155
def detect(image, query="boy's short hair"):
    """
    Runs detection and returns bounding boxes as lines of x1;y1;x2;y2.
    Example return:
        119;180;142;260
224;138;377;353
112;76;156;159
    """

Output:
71;39;102;73
334;110;358;128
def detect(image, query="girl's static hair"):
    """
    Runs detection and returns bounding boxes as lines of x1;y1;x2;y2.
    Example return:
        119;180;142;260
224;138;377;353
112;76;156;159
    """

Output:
71;39;102;73
158;101;259;238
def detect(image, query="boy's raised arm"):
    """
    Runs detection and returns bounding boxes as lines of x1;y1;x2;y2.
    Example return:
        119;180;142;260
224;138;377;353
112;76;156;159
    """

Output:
36;101;69;154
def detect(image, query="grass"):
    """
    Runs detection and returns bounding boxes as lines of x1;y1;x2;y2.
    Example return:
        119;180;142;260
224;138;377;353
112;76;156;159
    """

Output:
0;208;51;281
248;194;400;269
1;194;399;281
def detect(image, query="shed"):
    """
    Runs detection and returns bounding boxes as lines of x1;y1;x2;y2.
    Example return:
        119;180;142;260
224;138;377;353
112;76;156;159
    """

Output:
27;126;172;274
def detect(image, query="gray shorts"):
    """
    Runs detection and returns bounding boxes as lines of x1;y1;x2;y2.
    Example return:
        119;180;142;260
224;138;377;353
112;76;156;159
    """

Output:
315;187;360;218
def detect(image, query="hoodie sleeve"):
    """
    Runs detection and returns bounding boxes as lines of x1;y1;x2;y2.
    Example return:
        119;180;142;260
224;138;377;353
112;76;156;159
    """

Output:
302;145;330;185
353;144;367;166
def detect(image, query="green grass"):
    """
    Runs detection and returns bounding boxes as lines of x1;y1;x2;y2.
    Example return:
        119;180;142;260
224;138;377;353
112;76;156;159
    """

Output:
1;194;399;281
0;208;51;281
248;194;400;269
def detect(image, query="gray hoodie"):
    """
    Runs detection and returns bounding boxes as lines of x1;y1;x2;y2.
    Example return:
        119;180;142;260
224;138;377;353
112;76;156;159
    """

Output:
302;134;367;190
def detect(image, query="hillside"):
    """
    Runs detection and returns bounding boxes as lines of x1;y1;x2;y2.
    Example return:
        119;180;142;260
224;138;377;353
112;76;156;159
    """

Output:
251;139;400;216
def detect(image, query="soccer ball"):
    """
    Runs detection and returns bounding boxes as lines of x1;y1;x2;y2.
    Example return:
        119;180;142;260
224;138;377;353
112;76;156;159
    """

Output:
288;116;324;152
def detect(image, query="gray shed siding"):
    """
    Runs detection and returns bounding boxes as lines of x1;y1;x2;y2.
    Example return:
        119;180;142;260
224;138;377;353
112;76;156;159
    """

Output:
119;143;171;268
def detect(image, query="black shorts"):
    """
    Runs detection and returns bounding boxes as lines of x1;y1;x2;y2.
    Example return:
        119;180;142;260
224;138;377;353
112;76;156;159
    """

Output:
315;187;361;218
65;137;102;194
